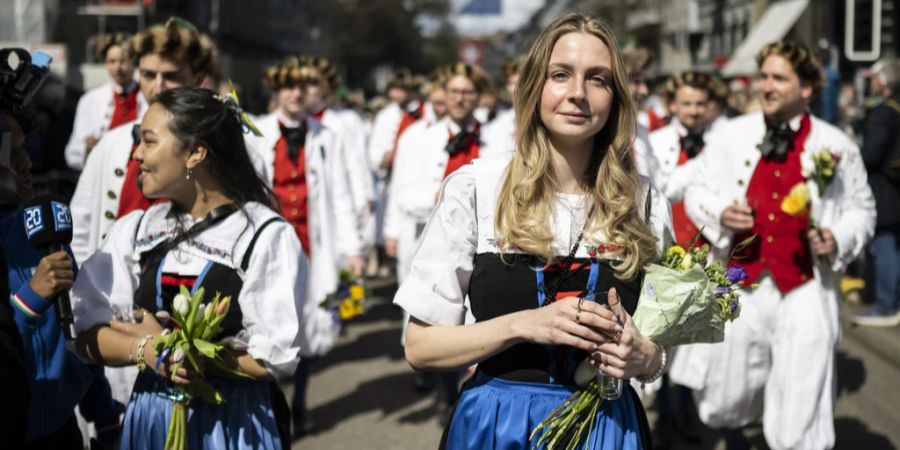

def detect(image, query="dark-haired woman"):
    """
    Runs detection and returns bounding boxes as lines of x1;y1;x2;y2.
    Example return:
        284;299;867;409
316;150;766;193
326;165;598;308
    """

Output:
72;87;310;450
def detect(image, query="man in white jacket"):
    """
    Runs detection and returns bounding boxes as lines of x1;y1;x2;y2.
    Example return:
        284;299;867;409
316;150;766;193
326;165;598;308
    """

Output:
65;33;147;170
303;56;376;253
649;70;717;245
675;41;876;450
246;57;363;436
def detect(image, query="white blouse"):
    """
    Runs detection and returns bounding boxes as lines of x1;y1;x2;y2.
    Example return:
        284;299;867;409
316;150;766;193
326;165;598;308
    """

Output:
393;154;674;327
72;201;316;378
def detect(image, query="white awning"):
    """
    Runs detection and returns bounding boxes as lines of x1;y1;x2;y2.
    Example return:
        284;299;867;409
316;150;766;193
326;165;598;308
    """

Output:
721;0;810;77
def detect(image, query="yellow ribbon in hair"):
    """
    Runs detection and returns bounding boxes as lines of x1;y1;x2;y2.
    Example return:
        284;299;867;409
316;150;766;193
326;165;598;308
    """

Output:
224;80;263;137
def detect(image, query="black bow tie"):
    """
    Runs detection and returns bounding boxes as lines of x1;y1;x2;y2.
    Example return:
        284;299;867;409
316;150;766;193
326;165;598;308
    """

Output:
680;132;704;159
279;122;308;162
758;123;794;161
445;129;479;156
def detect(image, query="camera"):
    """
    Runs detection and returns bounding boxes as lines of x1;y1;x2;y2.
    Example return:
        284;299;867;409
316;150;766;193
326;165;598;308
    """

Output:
0;48;52;132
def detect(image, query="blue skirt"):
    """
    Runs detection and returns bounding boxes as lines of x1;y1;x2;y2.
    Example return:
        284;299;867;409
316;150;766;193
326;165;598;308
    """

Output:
444;373;647;450
120;371;282;450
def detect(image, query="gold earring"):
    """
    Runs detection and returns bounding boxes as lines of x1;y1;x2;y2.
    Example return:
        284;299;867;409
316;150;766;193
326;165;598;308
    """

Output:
185;168;192;180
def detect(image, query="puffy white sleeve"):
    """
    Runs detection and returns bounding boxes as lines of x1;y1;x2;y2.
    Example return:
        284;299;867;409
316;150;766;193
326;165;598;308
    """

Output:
71;210;144;332
238;220;308;378
393;165;478;326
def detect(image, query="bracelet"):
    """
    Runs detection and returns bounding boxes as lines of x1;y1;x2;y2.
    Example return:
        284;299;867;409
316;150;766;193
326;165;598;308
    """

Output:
134;335;154;371
635;343;667;387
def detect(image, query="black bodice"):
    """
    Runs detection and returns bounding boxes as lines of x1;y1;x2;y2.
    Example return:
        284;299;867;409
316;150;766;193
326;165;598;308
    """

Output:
134;242;245;340
468;253;643;385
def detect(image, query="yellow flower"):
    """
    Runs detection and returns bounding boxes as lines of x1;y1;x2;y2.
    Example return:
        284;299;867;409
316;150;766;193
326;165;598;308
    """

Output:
820;150;832;163
666;245;686;260
789;182;810;203
679;253;695;270
781;195;807;216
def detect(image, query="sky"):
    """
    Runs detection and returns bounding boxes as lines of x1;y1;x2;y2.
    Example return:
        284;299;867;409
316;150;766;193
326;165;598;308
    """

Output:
449;0;546;36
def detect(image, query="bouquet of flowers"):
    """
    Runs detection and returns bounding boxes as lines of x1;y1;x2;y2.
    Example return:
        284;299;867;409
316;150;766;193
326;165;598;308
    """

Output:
530;234;754;449
152;286;253;450
630;238;750;348
320;270;366;321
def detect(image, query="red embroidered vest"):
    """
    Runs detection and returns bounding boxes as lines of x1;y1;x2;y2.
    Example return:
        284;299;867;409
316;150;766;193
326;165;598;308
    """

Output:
731;113;814;294
272;133;311;256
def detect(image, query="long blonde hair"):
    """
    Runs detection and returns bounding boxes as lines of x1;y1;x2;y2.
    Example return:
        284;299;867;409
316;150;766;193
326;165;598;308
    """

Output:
495;13;658;280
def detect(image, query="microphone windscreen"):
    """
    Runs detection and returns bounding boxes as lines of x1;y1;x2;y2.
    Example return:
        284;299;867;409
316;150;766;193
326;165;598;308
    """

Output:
22;195;73;249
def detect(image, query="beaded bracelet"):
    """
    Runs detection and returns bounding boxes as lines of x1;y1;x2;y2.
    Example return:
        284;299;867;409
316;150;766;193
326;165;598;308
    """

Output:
635;344;667;388
133;334;154;371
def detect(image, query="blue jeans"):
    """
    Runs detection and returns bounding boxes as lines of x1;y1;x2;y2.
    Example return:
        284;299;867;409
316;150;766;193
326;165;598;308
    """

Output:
870;225;900;314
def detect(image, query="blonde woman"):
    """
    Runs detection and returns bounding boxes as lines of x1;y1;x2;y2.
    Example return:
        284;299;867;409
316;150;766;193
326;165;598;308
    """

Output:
394;13;672;449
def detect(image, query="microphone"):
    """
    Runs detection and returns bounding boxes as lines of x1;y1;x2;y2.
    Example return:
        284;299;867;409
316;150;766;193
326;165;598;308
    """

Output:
22;195;76;340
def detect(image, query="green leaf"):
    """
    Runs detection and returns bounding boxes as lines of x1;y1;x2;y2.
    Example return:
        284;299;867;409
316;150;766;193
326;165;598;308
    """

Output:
193;338;220;359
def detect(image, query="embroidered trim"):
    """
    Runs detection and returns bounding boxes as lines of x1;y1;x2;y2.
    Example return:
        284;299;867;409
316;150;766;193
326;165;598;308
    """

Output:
584;243;623;258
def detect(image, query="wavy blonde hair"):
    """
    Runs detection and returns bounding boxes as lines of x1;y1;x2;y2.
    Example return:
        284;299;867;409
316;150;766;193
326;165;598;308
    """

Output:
495;13;658;280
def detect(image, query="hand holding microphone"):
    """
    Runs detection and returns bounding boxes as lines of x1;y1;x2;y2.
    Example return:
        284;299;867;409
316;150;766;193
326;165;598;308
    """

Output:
28;251;73;298
22;195;76;340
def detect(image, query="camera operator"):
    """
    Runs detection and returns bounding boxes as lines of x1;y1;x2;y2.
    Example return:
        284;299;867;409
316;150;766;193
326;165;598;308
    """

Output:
1;49;124;449
0;112;29;450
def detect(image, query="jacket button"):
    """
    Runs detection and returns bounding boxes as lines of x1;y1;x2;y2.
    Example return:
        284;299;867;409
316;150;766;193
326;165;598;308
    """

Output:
766;235;774;243
774;170;782;178
114;168;125;177
772;192;779;200
105;211;115;220
768;213;775;222
101;233;107;240
745;160;751;167
107;190;117;199
737;179;744;186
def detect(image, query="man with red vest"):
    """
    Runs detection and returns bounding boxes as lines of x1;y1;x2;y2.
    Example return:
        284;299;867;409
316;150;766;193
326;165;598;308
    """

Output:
246;58;363;436
384;63;487;278
673;42;876;450
65;33;147;170
649;70;717;246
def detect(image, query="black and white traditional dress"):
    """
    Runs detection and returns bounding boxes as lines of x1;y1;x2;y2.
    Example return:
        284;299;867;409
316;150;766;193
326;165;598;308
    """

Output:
394;154;673;449
72;201;312;450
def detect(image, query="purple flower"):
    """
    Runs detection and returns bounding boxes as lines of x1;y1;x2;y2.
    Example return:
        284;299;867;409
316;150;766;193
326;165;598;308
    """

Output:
714;287;730;296
729;299;740;314
726;264;748;284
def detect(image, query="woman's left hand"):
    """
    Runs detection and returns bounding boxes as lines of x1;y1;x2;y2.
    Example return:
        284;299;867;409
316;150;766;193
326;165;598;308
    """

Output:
110;308;164;337
588;289;660;379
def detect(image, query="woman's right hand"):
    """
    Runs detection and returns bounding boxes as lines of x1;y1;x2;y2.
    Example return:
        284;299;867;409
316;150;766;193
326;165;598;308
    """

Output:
138;340;197;386
513;296;622;353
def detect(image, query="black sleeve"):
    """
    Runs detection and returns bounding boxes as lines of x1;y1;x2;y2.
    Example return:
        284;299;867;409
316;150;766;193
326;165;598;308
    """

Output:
861;105;898;170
